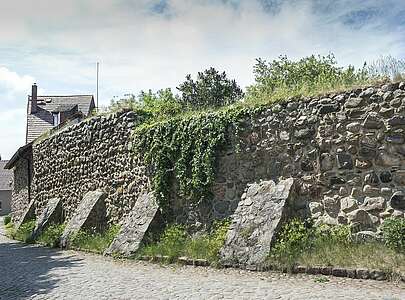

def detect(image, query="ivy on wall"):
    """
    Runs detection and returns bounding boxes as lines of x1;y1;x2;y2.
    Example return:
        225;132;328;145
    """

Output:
132;106;263;211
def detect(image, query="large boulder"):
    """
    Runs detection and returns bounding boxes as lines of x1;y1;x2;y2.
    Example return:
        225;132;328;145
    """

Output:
104;192;162;257
220;178;300;268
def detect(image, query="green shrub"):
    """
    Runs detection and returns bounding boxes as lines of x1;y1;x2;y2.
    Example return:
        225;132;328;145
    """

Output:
269;220;353;270
313;223;352;244
109;89;184;120
246;54;375;105
37;224;65;248
4;221;16;238
381;218;405;252
185;219;231;264
269;219;312;270
3;215;11;225
70;225;120;254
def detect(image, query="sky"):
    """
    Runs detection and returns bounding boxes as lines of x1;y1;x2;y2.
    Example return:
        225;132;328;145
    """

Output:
0;0;405;159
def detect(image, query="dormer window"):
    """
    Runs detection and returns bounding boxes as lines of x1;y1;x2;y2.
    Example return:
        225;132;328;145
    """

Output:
53;112;61;126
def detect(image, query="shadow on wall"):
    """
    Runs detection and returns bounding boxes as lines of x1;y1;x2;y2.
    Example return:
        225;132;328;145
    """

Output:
0;241;83;298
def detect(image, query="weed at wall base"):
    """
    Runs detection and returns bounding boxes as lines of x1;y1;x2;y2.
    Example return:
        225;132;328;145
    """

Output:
3;215;11;226
6;220;36;243
69;225;120;254
36;224;66;248
138;219;230;266
268;218;405;275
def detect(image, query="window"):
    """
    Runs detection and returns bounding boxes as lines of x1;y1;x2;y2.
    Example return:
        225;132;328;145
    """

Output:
53;112;60;126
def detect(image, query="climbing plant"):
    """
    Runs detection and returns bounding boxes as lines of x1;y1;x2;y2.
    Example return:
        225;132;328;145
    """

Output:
133;106;259;211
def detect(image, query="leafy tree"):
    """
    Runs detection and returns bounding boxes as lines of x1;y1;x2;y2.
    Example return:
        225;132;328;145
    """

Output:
109;88;183;118
177;67;243;108
252;54;365;94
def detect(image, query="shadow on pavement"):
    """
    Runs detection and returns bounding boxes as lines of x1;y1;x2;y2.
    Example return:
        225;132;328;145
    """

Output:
0;237;83;299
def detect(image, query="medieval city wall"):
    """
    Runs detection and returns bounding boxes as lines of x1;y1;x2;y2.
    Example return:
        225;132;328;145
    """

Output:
13;82;405;232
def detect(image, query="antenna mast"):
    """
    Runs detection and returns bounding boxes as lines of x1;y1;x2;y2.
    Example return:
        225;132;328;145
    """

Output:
96;62;99;110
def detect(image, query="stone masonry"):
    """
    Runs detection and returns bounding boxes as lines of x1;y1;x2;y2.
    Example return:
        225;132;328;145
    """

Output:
11;82;405;233
11;150;32;224
31;110;150;225
170;82;405;232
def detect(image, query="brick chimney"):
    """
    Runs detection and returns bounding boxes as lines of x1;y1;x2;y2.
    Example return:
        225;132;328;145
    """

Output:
30;83;38;114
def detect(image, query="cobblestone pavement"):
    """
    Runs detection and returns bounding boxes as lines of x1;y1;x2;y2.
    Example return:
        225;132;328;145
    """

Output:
0;218;404;300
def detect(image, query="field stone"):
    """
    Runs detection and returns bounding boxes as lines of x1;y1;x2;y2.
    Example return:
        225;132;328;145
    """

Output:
345;97;363;108
390;191;405;210
309;202;323;218
340;196;358;213
347;209;374;232
105;192;161;257
361;197;386;213
352;231;382;242
322;196;340;218
363;113;383;129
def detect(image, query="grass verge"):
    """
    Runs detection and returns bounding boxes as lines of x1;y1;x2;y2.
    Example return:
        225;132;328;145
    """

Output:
298;240;405;274
268;219;405;276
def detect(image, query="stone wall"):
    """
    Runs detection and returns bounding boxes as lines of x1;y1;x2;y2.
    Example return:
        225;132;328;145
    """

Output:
11;151;32;223
14;82;405;233
171;82;405;232
31;110;150;224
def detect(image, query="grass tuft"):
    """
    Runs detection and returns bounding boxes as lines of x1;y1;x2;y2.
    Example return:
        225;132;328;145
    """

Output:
70;225;120;254
139;220;230;265
5;220;36;243
36;224;66;248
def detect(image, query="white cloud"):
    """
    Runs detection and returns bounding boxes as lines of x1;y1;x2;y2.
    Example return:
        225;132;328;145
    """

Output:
0;67;34;104
0;108;26;160
0;67;38;159
0;0;404;157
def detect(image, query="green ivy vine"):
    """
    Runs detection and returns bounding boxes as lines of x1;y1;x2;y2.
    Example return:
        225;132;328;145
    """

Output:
132;106;261;211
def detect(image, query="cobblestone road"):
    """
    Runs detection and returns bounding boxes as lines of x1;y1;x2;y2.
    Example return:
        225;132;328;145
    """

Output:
0;218;404;300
